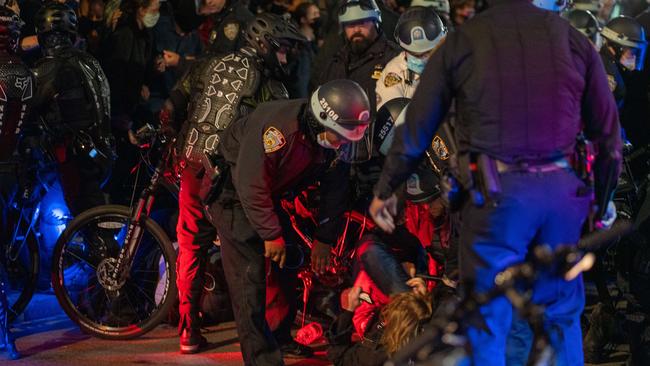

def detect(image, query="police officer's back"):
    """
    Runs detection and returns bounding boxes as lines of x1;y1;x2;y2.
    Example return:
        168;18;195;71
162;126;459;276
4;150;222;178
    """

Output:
371;1;622;365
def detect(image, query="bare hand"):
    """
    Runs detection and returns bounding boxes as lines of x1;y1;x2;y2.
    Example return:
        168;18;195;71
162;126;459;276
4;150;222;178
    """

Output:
109;9;122;31
406;277;427;296
340;286;362;312
311;240;331;274
140;85;150;101
369;194;398;233
264;237;286;269
163;50;181;67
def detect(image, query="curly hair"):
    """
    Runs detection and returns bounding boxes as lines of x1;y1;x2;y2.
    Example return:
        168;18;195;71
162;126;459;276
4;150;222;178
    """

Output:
380;291;433;356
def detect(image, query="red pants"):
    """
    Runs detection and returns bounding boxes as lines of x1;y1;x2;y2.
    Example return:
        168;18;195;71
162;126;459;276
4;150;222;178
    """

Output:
176;164;217;331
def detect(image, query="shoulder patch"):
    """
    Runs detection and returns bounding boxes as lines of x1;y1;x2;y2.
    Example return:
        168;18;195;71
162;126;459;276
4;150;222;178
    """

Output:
263;126;286;153
383;72;402;88
607;74;617;92
224;22;240;41
431;135;450;160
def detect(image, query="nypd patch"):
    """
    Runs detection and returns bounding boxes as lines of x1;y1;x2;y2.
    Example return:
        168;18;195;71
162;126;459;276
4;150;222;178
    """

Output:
431;135;450;160
384;72;402;88
607;74;617;92
224;22;240;41
263;126;286;153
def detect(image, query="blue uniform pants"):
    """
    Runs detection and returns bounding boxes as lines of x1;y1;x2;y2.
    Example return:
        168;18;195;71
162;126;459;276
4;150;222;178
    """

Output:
459;169;590;366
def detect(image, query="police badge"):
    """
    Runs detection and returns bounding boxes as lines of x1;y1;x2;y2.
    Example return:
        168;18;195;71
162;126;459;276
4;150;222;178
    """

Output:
431;135;450;160
383;72;402;87
263;126;286;153
224;22;240;41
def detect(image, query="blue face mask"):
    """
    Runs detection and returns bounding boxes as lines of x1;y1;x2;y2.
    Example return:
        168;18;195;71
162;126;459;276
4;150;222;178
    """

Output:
406;53;427;74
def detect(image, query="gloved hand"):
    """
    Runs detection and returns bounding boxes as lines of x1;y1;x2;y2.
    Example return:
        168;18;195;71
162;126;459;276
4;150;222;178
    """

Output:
597;201;617;230
311;240;331;274
369;194;398;233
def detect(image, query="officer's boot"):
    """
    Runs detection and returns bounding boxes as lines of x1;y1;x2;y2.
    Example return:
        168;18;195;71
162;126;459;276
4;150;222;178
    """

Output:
0;276;20;360
583;302;617;363
627;314;650;366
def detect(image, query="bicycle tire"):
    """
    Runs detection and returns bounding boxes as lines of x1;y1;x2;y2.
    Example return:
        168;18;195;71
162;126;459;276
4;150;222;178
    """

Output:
4;229;39;323
52;204;177;340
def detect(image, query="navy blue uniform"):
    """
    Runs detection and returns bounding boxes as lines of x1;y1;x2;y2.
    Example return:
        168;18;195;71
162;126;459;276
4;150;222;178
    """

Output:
374;0;622;364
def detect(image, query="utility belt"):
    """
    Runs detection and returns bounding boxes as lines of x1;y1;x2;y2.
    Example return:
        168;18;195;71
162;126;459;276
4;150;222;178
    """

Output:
441;141;593;211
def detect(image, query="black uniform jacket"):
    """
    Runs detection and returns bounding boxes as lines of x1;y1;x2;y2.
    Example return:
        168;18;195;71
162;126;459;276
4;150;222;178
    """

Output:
217;99;334;241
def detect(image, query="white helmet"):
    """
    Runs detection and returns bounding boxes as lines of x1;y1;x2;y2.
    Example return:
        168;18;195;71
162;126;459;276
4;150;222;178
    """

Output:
410;0;451;14
338;0;382;26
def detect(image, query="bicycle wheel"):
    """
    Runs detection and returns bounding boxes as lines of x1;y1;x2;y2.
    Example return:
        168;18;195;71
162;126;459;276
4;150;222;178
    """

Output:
2;219;39;323
52;205;177;340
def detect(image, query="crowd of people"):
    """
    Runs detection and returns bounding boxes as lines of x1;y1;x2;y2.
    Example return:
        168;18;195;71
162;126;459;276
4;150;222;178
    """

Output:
0;0;650;365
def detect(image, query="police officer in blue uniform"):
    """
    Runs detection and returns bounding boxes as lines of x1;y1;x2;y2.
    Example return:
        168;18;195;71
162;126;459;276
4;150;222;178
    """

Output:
369;0;622;364
207;79;371;366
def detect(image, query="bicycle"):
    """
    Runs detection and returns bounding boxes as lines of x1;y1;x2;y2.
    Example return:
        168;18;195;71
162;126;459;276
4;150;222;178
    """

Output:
51;125;179;340
0;159;64;323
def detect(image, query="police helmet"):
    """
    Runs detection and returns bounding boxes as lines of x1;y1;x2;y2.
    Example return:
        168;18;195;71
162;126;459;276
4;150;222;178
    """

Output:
601;16;647;71
309;79;371;142
410;0;451;14
0;5;22;53
532;0;569;12
572;0;601;12
395;6;447;54
243;13;306;76
35;2;77;37
562;9;601;45
375;98;410;155
338;0;382;26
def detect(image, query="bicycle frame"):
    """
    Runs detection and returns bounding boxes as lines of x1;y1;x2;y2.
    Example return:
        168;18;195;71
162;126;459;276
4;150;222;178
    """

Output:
109;132;177;290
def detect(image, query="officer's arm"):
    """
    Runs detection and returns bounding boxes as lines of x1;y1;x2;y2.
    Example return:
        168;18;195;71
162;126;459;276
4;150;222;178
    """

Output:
579;36;623;203
234;123;284;241
315;161;352;246
374;32;460;200
164;64;195;131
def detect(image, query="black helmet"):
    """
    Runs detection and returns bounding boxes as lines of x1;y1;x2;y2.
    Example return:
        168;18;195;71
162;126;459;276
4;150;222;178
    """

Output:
244;13;305;77
35;2;77;49
309;79;371;142
602;16;647;71
375;97;409;155
395;6;446;54
338;0;382;26
0;5;22;53
562;9;600;45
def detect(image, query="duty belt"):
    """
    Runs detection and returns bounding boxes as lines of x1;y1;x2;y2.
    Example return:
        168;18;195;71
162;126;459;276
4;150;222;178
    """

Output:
495;158;570;174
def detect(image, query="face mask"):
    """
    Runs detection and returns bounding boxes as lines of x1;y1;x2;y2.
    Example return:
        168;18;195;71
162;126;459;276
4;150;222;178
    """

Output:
406;53;428;74
316;132;339;150
310;18;322;32
620;53;637;71
142;12;160;28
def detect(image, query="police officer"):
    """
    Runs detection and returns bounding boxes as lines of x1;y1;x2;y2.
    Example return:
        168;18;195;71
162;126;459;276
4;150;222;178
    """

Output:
30;2;114;216
207;79;371;366
376;6;447;108
562;9;602;49
160;13;306;355
311;0;399;115
599;16;647;110
0;3;30;361
369;1;622;365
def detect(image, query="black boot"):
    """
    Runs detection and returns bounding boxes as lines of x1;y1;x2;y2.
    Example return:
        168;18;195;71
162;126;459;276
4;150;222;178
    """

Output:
583;302;617;363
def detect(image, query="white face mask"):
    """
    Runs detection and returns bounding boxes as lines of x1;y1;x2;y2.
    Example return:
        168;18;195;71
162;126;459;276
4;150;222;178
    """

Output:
142;12;160;28
620;53;637;71
316;132;339;150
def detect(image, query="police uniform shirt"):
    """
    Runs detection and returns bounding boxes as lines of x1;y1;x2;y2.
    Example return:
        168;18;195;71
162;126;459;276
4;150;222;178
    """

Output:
375;51;420;109
218;99;333;241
